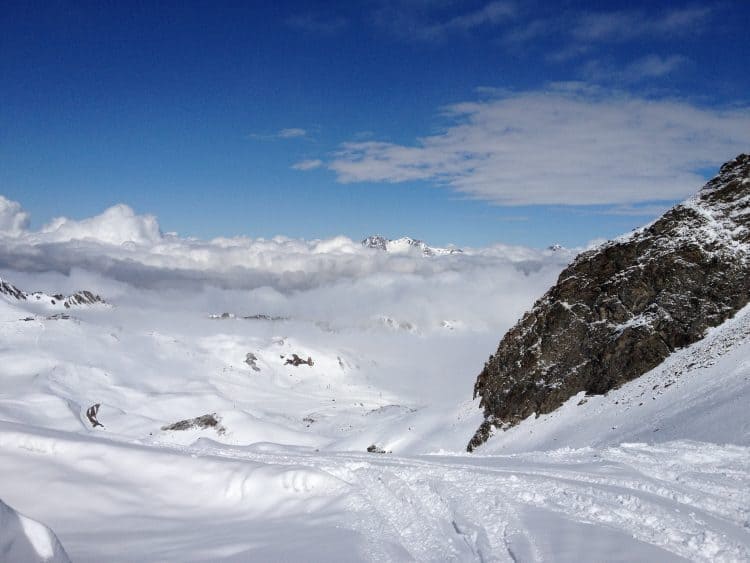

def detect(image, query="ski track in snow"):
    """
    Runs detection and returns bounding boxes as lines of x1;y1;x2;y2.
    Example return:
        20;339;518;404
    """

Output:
2;420;748;562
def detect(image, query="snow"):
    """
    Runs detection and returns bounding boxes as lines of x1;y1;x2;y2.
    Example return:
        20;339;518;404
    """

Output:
0;275;747;561
0;498;70;562
0;194;748;560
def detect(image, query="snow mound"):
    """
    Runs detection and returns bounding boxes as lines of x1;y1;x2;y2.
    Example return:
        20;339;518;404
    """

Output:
0;499;70;563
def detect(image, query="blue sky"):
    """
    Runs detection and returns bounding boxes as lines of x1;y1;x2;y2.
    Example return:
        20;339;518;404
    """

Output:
1;0;749;248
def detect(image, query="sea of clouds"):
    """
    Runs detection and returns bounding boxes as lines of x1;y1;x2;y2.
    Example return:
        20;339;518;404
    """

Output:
0;195;576;332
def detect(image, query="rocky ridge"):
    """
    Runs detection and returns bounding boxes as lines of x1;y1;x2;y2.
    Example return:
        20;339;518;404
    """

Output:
0;278;106;309
469;153;750;451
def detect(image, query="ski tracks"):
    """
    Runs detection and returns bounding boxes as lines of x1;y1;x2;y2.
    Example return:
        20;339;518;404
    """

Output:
315;444;750;562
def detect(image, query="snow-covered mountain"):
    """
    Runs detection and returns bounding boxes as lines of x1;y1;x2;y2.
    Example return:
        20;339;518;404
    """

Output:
0;277;106;310
0;159;749;560
471;153;750;450
362;235;463;256
0;274;748;561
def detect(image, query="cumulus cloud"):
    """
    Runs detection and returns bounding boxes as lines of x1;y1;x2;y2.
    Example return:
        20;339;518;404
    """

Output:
36;204;162;246
324;87;750;206
0;196;30;236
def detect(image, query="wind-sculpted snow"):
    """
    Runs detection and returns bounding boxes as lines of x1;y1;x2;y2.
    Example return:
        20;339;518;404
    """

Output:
0;422;747;562
0;498;70;562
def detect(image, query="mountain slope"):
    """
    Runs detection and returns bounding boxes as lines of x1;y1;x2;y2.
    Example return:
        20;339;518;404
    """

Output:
470;153;750;450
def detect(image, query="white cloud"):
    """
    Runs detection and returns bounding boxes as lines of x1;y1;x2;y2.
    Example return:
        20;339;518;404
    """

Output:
37;204;162;246
247;128;308;141
572;6;711;42
0;196;30;236
292;159;323;171
624;54;687;79
0;196;570;315
374;1;516;41
583;55;687;83
324;88;750;206
277;128;307;139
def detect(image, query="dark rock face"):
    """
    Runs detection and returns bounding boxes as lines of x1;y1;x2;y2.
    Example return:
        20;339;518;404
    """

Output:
362;235;389;251
469;154;750;451
63;290;105;308
0;279;25;300
0;279;105;308
162;413;226;435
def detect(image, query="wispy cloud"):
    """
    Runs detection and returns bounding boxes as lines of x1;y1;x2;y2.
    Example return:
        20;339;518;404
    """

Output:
248;128;308;141
286;13;347;35
277;128;307;139
597;204;673;217
583;54;688;83
320;86;750;206
0;196;30;236
504;6;713;66
375;1;516;41
571;6;712;42
292;159;323;171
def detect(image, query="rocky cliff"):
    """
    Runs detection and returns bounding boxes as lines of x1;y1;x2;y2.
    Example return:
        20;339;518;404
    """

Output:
469;154;750;451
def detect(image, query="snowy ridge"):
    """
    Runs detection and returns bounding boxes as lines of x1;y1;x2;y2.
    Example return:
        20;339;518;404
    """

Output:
362;235;463;256
0;277;107;312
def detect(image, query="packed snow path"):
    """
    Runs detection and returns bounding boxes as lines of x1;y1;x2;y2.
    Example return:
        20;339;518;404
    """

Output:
1;422;748;562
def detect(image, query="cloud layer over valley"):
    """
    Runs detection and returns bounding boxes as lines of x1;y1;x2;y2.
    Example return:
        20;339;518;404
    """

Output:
0;196;573;333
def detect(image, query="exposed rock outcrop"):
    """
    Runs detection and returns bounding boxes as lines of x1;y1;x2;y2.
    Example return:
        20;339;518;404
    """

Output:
161;413;226;435
0;278;105;309
0;279;26;300
469;154;750;451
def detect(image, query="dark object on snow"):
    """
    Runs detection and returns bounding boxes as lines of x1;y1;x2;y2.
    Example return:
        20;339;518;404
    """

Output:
0;279;26;300
161;413;226;435
86;404;104;428
469;154;750;452
284;354;314;366
367;444;386;454
245;352;261;372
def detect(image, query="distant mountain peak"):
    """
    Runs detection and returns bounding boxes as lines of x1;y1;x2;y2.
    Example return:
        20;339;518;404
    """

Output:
361;235;463;256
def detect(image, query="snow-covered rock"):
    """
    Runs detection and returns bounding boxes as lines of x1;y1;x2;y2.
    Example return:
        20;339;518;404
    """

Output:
471;153;750;450
362;235;462;256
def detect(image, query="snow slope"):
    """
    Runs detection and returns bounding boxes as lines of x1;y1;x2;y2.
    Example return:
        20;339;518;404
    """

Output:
0;272;748;561
0;498;70;563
